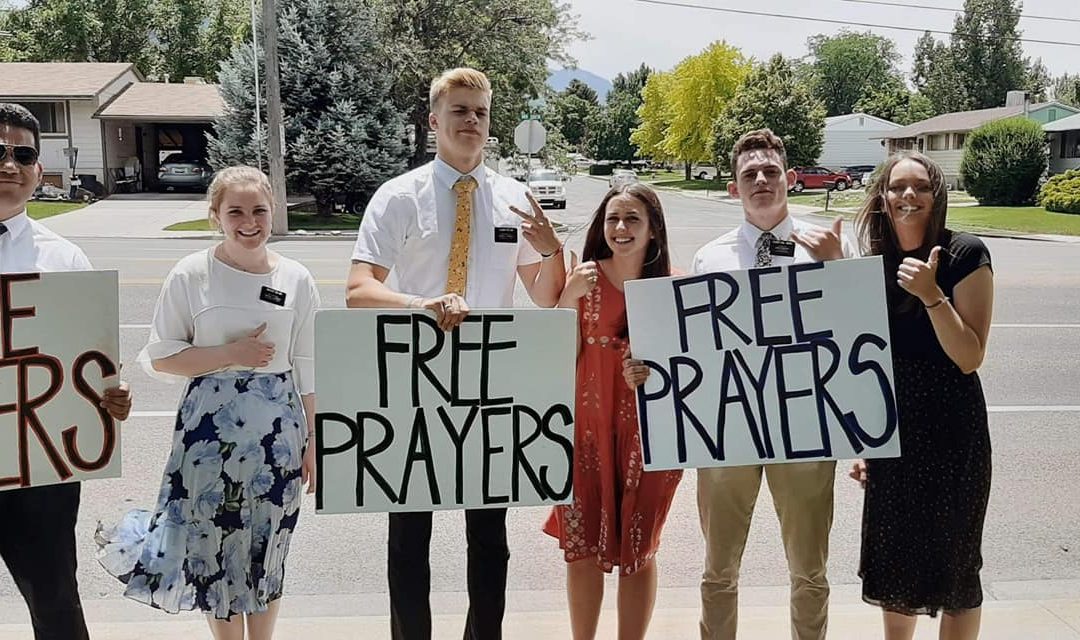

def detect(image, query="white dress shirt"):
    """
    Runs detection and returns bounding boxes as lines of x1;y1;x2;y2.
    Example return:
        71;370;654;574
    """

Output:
0;210;93;273
352;157;541;307
139;248;320;394
692;215;853;274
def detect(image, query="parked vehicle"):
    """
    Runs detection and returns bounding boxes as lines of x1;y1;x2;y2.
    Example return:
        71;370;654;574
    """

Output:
692;165;718;180
157;154;214;191
527;169;567;209
840;164;877;188
789;167;851;192
609;168;638;188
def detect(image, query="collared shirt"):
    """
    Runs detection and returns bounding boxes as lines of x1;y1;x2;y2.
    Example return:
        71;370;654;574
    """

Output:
352;157;541;307
692;215;852;274
0;210;93;273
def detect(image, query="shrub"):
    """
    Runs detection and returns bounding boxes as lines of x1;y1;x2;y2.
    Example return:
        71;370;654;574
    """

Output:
1038;169;1080;214
959;117;1048;206
588;163;614;176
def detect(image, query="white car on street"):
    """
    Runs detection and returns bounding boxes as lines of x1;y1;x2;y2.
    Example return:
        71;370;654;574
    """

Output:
609;168;638;188
527;169;567;209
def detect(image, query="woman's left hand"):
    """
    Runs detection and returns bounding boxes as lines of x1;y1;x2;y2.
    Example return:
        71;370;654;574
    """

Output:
302;441;316;494
897;246;943;304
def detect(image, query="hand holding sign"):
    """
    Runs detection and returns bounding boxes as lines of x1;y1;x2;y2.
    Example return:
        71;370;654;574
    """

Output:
419;293;470;332
100;379;132;422
229;322;275;367
302;441;316;494
849;459;868;489
562;251;598;301
791;215;845;261
622;349;650;390
511;192;561;257
897;246;943;304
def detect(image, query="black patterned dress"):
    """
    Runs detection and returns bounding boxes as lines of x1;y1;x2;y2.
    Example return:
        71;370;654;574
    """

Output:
860;230;993;616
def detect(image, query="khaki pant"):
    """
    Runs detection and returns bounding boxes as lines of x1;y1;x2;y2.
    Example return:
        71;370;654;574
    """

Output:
697;461;835;640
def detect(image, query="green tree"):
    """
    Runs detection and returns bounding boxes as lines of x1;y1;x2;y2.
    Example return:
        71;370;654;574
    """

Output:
548;79;600;151
633;41;749;179
714;54;826;170
854;77;935;125
586;65;651;162
807;30;901;117
1052;74;1080;108
372;0;586;166
209;0;409;215
949;0;1027;109
960;117;1047;205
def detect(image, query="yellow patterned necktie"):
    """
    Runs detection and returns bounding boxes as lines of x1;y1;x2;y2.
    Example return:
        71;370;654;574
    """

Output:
445;175;478;296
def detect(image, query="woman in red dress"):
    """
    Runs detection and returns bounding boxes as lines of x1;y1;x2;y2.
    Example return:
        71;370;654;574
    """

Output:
544;182;683;640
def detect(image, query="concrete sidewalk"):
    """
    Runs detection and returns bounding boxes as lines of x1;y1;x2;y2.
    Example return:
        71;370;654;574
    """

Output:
38;194;213;238
1;584;1077;639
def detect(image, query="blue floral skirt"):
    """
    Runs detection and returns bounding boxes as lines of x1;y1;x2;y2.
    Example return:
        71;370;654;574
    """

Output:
96;371;307;619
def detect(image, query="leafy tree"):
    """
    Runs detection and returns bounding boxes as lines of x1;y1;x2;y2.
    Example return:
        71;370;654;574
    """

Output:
854;77;935;125
633;41;749;179
714;54;826;170
586;64;650;162
960;117;1047;205
548;79;599;151
1052;74;1080;109
210;0;408;215
806;30;901;117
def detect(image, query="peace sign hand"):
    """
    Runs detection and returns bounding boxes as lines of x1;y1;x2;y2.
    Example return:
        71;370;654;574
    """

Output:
511;192;561;257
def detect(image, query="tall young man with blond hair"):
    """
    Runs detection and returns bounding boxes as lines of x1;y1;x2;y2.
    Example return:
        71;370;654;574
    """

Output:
346;68;566;640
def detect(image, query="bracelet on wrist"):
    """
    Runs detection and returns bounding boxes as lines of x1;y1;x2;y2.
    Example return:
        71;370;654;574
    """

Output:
924;297;947;309
541;246;563;260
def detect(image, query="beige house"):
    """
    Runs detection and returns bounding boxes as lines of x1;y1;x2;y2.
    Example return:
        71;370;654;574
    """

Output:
876;91;1080;188
0;62;223;194
1044;112;1080;176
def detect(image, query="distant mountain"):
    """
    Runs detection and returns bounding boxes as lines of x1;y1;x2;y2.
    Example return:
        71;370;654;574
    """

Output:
547;68;613;102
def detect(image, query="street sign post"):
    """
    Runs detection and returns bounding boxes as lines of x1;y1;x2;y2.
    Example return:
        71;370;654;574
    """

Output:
513;120;547;184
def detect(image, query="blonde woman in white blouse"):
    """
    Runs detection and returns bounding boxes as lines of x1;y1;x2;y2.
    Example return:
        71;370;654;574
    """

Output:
96;166;319;640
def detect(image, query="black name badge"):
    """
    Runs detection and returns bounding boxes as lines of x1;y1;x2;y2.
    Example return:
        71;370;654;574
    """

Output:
260;286;287;306
770;239;796;258
494;226;518;243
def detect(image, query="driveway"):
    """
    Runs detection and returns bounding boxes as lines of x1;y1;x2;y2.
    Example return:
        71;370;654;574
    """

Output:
39;192;212;238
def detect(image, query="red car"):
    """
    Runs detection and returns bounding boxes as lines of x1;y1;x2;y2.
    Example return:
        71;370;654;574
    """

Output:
789;167;851;192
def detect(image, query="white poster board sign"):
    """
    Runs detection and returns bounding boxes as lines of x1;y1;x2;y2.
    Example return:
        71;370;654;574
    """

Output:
315;309;576;514
624;256;899;471
0;271;122;490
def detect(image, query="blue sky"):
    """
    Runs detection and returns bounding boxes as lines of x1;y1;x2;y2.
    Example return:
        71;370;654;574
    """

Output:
565;0;1080;83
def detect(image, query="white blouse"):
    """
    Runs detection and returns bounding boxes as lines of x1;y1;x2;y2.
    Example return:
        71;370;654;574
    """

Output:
140;247;320;394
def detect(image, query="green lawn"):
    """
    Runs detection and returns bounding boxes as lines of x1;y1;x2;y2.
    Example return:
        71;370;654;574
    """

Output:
166;211;361;232
945;206;1080;236
652;178;729;192
27;201;86;220
789;190;979;209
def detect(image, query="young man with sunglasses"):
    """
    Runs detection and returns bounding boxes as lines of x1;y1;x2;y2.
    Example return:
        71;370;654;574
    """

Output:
0;102;133;640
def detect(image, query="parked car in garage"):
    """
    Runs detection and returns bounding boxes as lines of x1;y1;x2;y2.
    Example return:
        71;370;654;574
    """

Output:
789;166;851;192
157;154;214;191
528;169;566;209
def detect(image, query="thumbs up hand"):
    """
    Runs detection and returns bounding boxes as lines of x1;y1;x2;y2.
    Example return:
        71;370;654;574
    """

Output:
790;215;846;261
563;250;599;301
898;246;944;304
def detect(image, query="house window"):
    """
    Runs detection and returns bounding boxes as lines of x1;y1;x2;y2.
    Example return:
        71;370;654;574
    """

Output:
1048;108;1058;122
953;133;966;149
19;102;66;134
1064;132;1080;159
928;134;947;151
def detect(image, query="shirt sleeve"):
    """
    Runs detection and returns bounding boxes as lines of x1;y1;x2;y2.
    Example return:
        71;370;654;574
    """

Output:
138;267;196;383
71;247;93;270
352;187;411;270
945;232;992;286
290;274;319;395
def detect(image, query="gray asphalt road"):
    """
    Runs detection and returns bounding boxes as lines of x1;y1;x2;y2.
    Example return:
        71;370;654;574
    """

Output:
2;175;1077;617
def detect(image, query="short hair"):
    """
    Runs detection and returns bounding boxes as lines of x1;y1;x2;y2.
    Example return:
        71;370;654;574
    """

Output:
0;103;41;150
206;165;273;226
730;128;788;176
429;68;492;111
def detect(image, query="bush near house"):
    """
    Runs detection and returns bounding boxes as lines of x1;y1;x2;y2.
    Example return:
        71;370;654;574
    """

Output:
960;117;1047;206
1038;169;1080;214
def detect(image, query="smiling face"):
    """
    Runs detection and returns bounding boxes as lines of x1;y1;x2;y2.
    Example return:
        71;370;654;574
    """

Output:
430;86;491;171
730;148;795;227
0;124;42;221
211;184;272;251
603;193;653;258
885;158;936;229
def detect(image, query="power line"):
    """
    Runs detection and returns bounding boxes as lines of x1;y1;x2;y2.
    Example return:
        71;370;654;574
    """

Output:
633;0;1080;48
838;0;1080;25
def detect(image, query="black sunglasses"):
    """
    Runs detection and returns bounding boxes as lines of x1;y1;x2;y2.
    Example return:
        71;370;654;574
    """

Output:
0;144;39;166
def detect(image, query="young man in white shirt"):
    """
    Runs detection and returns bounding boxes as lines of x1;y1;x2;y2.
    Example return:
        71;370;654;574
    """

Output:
346;68;566;640
691;129;847;640
0;102;132;640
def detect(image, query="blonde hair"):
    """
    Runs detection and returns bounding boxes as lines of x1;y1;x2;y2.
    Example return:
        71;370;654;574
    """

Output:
429;68;491;110
206;165;273;228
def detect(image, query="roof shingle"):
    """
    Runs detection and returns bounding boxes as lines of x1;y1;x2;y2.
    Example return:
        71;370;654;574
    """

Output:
0;63;136;98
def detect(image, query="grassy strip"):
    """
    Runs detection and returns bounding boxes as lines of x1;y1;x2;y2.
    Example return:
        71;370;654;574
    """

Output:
27;201;87;220
651;179;729;191
813;206;1080;236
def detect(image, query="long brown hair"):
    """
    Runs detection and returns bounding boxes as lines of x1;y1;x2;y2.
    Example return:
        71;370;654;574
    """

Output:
855;151;948;313
581;182;671;280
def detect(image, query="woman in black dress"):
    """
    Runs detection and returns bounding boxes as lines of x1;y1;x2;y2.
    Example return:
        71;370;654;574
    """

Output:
850;151;994;640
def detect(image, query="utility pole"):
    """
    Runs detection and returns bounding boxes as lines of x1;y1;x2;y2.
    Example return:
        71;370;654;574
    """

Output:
262;0;288;234
250;0;262;170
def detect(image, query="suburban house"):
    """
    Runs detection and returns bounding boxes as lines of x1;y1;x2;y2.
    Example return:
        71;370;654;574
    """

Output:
816;112;899;169
0;62;223;194
876;91;1080;188
1044;112;1080;176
